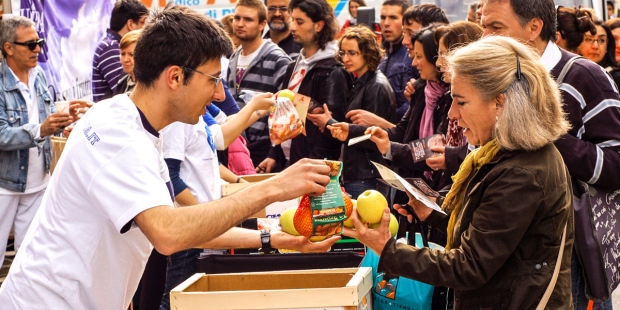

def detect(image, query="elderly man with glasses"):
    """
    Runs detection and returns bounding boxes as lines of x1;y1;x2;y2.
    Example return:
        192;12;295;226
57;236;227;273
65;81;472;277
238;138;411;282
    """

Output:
0;16;76;268
263;0;302;58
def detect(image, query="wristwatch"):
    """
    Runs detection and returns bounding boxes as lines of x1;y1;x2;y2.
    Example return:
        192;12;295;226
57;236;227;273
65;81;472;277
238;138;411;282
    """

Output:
259;229;276;254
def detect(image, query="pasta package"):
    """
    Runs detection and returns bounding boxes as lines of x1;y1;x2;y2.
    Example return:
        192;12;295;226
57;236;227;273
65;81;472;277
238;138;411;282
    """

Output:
268;97;304;146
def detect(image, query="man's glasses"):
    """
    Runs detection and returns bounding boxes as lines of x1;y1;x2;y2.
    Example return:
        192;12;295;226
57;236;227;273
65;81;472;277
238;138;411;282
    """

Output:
584;37;607;45
338;50;360;57
179;66;222;86
268;6;288;13
13;38;45;51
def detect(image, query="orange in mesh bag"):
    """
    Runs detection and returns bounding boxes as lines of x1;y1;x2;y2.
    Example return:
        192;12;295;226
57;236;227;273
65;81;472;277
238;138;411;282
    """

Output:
268;97;304;146
293;187;354;238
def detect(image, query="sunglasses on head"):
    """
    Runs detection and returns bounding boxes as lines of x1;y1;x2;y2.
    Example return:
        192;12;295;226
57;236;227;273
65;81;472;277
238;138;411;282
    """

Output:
13;38;45;51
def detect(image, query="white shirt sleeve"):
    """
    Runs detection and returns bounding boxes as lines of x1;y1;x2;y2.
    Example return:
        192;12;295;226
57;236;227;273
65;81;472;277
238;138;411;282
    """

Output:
210;124;225;150
213;111;227;126
161;122;187;161
88;139;174;233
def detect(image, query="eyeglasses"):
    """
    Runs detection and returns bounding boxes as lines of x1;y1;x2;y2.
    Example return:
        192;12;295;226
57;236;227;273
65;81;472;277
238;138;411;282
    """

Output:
584;37;607;45
268;6;288;13
338;50;360;57
13;38;45;51
178;66;223;86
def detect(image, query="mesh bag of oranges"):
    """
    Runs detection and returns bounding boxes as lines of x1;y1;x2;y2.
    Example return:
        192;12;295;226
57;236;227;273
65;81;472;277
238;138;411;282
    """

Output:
294;161;353;239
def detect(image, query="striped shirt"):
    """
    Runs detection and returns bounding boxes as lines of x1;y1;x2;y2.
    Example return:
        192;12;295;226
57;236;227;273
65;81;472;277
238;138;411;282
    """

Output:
551;48;620;190
92;29;123;102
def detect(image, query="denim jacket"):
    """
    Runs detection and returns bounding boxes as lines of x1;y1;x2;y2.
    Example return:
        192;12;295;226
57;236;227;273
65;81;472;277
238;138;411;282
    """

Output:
0;59;54;192
379;38;419;121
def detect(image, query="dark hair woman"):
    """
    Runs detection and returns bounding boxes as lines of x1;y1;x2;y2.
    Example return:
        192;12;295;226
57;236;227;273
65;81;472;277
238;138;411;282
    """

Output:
606;17;620;62
330;25;396;198
556;6;596;54
580;19;620;87
328;24;451;193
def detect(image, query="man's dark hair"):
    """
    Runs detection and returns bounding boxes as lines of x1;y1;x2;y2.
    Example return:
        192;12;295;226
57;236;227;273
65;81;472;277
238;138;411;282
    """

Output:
236;0;268;24
133;4;233;89
381;0;409;16
489;0;557;42
289;0;338;50
403;4;449;26
110;0;149;32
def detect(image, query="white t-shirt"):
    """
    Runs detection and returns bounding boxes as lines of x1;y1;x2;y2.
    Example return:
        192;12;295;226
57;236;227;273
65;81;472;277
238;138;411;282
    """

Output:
0;67;49;195
162;117;222;203
0;94;174;310
235;42;264;85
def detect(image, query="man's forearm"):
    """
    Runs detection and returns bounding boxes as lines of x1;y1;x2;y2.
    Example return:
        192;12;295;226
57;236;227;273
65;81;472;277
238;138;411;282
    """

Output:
135;181;278;255
199;227;261;249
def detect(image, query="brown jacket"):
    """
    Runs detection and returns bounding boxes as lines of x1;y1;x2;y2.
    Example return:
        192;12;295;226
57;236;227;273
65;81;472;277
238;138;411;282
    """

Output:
378;143;574;309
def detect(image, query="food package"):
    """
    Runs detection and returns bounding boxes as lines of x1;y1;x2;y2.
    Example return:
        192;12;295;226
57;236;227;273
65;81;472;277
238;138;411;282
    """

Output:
268;97;304;146
293;161;353;239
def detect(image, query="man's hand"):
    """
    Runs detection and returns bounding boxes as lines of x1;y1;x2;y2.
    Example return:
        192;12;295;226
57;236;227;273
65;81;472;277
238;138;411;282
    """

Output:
426;146;446;171
256;157;277;174
326;123;349;141
343;207;391;256
63;126;74;139
266;158;330;200
365;126;391;155
271;228;340;253
404;78;416;102
346;110;391;128
393;191;435;222
306;104;332;132
248;92;275;111
40;112;74;137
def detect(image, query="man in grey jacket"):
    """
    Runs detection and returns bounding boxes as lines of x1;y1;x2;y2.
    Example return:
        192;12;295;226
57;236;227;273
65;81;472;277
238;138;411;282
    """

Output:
227;0;291;168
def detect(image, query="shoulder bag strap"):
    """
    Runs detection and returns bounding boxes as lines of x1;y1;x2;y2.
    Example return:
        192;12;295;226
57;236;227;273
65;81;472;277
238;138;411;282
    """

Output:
536;223;568;310
556;56;586;84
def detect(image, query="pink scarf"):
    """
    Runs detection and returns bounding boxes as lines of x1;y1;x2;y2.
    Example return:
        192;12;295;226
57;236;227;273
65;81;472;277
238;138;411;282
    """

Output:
419;80;449;139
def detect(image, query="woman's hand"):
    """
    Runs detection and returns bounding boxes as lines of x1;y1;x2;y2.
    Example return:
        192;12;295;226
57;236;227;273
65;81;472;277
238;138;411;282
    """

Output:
365;126;390;155
326;123;349;141
248;92;275;111
404;78;416;102
343;207;392;256
306;104;332;132
393;191;435;222
426;146;446;171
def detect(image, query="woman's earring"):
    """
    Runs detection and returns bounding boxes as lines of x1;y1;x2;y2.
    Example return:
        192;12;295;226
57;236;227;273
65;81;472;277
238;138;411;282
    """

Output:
495;116;499;123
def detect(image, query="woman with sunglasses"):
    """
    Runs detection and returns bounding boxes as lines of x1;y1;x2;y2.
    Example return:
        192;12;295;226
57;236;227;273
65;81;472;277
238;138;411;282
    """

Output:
312;26;396;198
579;19;620;88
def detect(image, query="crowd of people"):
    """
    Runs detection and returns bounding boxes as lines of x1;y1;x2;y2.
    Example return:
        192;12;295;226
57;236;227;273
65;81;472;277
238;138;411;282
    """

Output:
1;0;620;309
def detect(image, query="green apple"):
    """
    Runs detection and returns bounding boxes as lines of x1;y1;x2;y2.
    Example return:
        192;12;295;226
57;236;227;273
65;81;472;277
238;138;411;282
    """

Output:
279;208;300;236
278;89;295;102
368;214;399;238
356;190;388;224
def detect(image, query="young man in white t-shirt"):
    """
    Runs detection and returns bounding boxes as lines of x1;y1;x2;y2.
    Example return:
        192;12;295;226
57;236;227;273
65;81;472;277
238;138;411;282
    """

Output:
0;6;336;310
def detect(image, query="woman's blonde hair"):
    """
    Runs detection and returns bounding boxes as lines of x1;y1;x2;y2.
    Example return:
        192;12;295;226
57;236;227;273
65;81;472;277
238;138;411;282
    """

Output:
120;30;141;50
447;36;570;151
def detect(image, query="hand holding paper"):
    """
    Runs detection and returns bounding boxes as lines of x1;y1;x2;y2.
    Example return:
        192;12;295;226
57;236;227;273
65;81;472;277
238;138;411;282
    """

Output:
371;161;446;215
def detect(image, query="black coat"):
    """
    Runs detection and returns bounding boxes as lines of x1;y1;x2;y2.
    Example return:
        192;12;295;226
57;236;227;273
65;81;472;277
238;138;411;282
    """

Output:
268;56;353;166
339;69;397;183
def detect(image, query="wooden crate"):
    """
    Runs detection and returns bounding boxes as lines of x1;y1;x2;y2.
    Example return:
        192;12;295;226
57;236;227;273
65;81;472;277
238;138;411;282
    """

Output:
51;137;67;175
170;267;373;310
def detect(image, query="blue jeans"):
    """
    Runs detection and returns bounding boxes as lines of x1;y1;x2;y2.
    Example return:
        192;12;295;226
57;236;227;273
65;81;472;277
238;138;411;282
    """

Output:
344;179;390;201
572;250;613;309
159;248;203;310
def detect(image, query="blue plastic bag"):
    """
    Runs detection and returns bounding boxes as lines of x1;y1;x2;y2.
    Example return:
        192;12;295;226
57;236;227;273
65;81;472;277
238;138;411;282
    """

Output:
360;234;444;310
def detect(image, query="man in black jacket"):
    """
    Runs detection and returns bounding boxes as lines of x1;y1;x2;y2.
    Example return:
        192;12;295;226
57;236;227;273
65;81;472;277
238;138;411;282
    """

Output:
256;0;352;173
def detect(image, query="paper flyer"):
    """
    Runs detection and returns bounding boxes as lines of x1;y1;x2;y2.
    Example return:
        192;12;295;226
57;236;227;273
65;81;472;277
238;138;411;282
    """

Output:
371;161;446;215
348;134;372;146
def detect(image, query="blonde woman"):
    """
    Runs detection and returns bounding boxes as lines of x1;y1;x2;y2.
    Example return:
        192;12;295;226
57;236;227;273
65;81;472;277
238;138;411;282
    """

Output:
347;36;574;309
113;30;140;95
